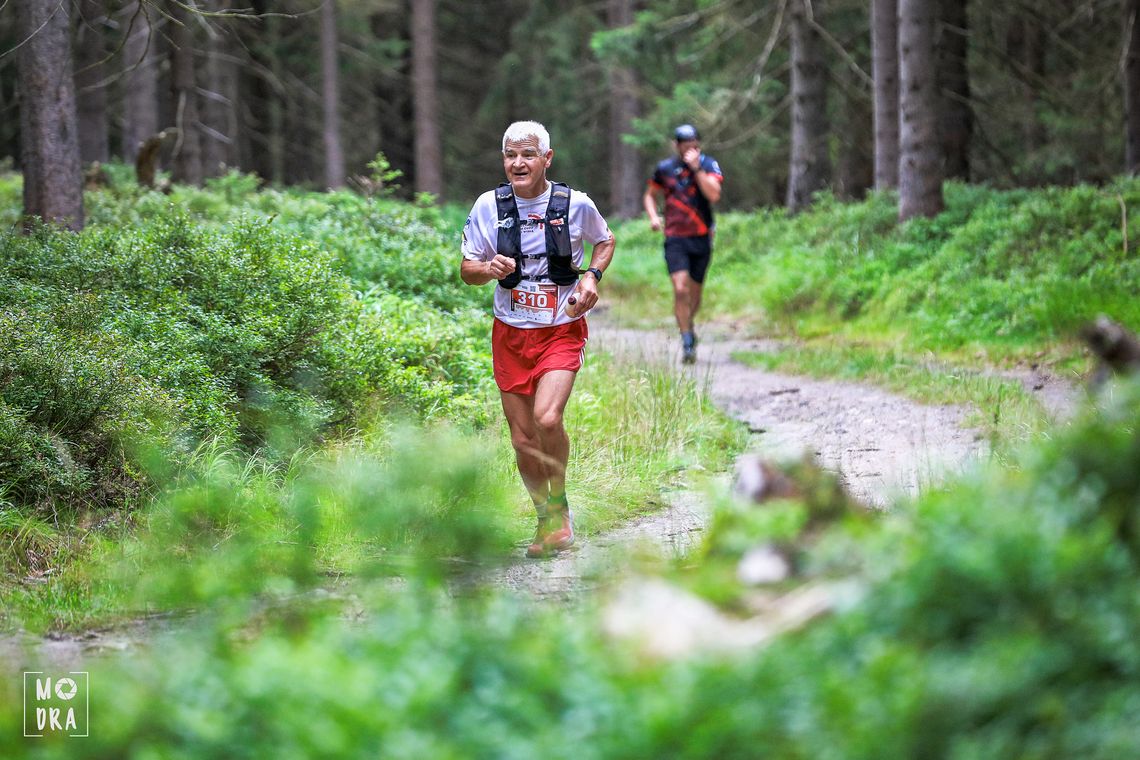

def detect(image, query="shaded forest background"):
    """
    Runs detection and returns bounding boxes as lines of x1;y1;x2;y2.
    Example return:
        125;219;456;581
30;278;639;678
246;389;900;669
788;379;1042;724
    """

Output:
1;0;1138;220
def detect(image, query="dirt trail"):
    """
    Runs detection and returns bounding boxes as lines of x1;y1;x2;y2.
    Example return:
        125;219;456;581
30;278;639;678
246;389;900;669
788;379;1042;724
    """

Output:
2;320;1078;664
496;319;1078;601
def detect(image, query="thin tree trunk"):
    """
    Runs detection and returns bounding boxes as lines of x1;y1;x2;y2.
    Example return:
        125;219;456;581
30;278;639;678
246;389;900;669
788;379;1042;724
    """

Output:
872;0;899;189
411;0;442;197
787;0;830;212
268;19;287;184
169;0;203;186
1127;0;1140;173
937;0;971;180
372;9;415;190
243;0;284;184
1022;15;1046;155
837;77;873;200
607;0;641;219
0;74;10;163
17;0;85;230
74;0;109;164
201;0;239;176
1004;12;1046;181
320;0;345;189
121;1;159;163
898;0;944;220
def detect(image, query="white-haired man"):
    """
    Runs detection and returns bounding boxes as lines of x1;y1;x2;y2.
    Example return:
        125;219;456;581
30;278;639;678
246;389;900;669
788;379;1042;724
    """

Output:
460;121;616;558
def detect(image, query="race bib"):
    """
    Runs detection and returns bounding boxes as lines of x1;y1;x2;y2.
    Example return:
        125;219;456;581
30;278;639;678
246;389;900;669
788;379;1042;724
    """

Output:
510;282;558;324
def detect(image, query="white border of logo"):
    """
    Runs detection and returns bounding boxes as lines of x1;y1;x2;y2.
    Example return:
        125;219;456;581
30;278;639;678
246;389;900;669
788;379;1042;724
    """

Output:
22;671;90;738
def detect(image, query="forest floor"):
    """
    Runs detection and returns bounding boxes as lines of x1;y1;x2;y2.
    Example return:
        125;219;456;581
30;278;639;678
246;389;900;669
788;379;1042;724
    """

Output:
0;315;1082;667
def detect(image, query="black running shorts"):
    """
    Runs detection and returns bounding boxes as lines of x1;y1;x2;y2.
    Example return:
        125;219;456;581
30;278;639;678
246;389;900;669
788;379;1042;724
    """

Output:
663;235;713;284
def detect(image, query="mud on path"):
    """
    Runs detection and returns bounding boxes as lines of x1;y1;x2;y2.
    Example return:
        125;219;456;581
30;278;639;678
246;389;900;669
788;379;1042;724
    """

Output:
495;318;1066;601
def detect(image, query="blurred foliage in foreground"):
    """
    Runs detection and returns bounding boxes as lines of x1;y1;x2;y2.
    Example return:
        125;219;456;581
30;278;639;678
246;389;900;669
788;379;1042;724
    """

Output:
1;381;1138;758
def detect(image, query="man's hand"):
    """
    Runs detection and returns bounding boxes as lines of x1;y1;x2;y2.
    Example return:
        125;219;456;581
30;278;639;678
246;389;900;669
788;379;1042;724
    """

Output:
648;215;662;232
565;273;600;318
485;254;516;280
682;147;701;171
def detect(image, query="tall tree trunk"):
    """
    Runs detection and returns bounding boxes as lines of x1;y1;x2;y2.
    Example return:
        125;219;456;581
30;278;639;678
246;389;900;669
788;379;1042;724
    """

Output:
898;0;944;220
266;80;286;185
411;0;442;197
1004;12;1046;180
1021;15;1046;156
372;9;415;191
243;0;284;184
201;0;239;176
74;0;109;164
607;0;641;219
871;0;899;189
836;77;873;200
0;72;10;164
121;1;159;163
786;0;830;212
1127;0;1140;174
17;0;84;230
169;0;202;186
320;0;345;189
937;0;971;180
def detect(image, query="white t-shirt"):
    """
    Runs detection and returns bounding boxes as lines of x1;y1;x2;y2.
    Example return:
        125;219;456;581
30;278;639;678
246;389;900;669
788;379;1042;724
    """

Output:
462;183;612;328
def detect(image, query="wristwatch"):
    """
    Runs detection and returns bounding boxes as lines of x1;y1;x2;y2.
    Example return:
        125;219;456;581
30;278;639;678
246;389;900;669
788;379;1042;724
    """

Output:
585;267;603;282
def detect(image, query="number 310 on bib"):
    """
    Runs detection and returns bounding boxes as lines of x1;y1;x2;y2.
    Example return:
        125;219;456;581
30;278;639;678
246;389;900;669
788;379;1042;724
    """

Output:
510;282;558;324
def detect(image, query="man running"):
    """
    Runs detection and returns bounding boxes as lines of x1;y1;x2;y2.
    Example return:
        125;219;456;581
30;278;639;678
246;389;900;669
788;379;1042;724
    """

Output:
643;124;724;363
460;120;616;558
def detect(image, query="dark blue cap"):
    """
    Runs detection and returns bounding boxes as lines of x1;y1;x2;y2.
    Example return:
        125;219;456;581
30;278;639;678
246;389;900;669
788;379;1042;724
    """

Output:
673;124;700;141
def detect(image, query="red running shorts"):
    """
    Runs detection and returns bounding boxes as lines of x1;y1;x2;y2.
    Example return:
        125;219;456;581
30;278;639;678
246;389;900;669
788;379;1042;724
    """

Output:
492;317;589;396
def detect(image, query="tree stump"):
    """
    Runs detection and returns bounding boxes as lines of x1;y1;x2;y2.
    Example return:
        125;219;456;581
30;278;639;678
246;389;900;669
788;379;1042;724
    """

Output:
1080;315;1140;387
135;129;171;191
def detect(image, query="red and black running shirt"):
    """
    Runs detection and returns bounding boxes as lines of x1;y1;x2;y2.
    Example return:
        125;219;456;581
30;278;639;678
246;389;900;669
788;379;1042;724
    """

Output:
648;154;724;238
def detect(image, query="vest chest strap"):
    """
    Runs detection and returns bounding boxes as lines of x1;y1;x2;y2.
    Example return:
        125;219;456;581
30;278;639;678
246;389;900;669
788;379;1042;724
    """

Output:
494;181;577;289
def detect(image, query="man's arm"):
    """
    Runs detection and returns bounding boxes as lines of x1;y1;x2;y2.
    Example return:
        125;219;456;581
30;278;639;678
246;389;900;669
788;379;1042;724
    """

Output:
586;232;615;274
643;185;663;231
460;196;516;286
461;255;516;286
567;232;616;317
679;147;722;204
693;168;722;204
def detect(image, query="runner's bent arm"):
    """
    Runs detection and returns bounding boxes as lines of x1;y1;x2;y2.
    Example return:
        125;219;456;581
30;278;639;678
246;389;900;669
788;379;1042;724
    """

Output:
586;232;615;276
567;232;616;317
682;148;723;204
461;255;516;286
460;193;515;286
692;168;722;204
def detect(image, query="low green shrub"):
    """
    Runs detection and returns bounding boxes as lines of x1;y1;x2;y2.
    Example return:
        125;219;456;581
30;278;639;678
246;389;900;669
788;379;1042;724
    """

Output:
0;298;170;512
0;179;494;520
611;178;1140;358
83;170;483;313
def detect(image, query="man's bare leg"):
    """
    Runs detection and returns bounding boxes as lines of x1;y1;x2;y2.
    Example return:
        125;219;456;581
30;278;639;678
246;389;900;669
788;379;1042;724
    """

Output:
531;369;577;499
671;270;694;334
672;270;702;362
500;391;548;506
500;369;579;555
689;280;704;324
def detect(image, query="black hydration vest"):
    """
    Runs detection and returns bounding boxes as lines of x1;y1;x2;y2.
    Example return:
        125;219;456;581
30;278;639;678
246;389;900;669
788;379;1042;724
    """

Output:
495;182;578;290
